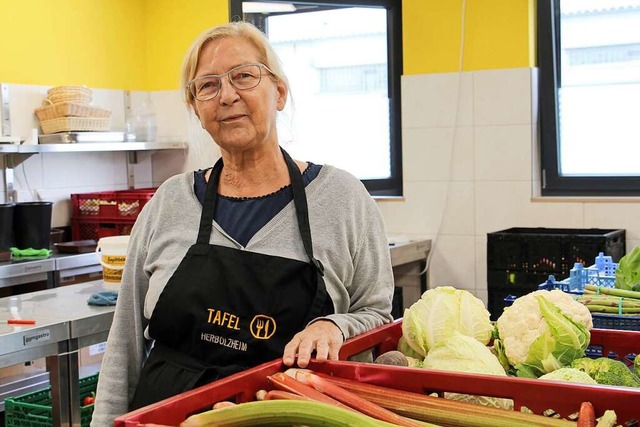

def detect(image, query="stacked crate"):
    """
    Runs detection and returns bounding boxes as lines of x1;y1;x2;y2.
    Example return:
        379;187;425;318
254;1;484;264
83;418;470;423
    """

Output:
486;227;625;320
70;188;157;241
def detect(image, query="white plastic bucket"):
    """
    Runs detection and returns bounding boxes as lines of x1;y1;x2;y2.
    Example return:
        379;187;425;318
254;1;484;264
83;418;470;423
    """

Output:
96;235;130;284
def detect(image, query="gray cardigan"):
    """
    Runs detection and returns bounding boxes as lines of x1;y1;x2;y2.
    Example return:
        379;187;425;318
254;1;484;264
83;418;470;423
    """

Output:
90;164;394;426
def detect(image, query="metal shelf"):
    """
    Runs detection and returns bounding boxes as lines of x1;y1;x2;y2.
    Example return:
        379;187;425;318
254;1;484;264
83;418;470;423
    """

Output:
1;141;187;202
17;141;187;153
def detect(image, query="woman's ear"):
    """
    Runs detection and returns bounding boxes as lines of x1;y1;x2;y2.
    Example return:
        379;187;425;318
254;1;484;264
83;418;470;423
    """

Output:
276;81;287;111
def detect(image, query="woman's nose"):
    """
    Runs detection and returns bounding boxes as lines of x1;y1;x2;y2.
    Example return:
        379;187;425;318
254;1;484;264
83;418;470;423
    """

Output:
218;77;240;104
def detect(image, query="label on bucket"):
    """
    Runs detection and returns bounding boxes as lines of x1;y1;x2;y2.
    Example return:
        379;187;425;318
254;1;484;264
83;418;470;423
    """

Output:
103;254;126;283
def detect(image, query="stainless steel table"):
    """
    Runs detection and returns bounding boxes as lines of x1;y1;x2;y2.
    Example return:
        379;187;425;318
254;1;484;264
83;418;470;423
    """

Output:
0;313;69;424
0;280;115;426
0;252;101;290
56;282;115;426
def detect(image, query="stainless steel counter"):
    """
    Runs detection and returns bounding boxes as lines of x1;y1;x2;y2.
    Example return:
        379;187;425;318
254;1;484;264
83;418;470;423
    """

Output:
0;280;114;425
0;252;101;289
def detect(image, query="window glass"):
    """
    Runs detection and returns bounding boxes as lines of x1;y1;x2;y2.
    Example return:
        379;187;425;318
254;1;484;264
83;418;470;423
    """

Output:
231;1;403;196
539;0;640;195
558;0;640;176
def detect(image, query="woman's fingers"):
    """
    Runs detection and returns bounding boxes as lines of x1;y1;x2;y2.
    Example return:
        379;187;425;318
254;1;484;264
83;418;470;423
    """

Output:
282;320;344;367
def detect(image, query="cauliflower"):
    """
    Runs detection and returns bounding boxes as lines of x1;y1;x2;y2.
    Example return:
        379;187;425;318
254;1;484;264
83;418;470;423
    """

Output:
572;357;640;388
494;290;592;378
539;367;597;384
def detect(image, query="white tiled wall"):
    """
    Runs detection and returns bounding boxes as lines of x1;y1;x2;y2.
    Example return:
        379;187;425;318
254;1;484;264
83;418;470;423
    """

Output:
3;70;640;304
380;67;640;306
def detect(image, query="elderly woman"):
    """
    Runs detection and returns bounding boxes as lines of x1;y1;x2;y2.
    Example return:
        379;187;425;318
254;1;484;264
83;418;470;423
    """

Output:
90;21;394;425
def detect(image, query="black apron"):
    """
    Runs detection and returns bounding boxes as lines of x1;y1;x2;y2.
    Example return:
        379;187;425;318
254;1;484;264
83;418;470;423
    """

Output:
129;148;334;410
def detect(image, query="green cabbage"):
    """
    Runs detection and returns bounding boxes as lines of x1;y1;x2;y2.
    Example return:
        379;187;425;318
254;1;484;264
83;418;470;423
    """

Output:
396;336;424;360
401;286;493;356
423;332;513;410
616;246;640;291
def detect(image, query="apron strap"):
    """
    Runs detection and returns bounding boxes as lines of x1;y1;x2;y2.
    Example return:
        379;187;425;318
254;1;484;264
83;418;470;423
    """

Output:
196;148;324;277
281;147;324;276
196;158;224;244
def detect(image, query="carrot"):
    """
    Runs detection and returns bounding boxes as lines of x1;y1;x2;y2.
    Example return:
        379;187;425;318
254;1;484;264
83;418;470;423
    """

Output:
577;401;596;427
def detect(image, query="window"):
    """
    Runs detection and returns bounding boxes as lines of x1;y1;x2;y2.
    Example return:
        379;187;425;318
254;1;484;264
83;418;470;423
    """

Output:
539;0;640;196
230;0;403;196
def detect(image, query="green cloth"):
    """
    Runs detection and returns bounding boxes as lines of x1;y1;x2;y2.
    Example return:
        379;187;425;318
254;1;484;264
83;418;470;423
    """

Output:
10;247;53;259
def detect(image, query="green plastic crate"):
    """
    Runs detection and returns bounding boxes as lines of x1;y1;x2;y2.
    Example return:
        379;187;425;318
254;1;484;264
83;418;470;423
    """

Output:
4;374;98;427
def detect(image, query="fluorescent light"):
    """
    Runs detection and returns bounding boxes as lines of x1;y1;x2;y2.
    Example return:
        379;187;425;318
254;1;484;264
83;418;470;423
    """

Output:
243;2;296;14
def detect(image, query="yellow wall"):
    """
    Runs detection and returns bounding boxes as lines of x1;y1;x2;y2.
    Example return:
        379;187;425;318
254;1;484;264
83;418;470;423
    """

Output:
144;0;228;90
0;0;146;89
403;0;536;74
0;0;534;90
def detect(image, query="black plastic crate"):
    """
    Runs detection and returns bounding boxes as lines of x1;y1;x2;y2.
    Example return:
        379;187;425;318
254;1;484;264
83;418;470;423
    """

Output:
487;227;625;277
487;269;550;289
488;283;539;321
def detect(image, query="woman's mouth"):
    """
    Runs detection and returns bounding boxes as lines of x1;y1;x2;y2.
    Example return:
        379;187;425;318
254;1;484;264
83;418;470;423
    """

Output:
221;115;245;123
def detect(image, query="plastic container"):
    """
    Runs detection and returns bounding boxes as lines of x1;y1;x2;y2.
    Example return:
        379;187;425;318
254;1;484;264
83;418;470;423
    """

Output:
126;99;157;142
4;373;98;427
487;227;626;275
96;235;129;284
71;188;156;220
13;202;53;250
71;218;136;241
0;202;15;250
114;321;640;426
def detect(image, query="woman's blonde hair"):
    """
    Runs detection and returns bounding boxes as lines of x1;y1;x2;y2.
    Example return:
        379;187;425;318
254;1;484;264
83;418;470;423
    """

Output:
181;21;289;109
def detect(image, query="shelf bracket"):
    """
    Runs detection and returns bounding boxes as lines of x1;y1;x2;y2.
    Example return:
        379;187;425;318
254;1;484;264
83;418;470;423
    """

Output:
1;83;10;138
1;83;15;202
126;151;138;190
1;157;15;203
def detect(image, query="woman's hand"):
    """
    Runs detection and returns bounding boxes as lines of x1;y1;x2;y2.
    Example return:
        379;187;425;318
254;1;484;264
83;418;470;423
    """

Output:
282;320;344;368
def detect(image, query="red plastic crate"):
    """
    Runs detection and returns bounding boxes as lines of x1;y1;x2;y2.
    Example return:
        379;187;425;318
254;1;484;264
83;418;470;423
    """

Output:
71;188;156;220
115;320;640;426
71;218;136;241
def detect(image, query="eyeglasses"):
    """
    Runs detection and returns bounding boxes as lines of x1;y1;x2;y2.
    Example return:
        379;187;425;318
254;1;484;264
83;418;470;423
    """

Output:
186;63;274;101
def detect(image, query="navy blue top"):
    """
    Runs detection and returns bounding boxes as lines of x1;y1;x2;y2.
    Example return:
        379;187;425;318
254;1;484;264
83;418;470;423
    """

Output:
194;163;322;247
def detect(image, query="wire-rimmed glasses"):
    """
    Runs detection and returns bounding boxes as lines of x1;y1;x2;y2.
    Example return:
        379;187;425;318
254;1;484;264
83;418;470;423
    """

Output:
186;63;274;101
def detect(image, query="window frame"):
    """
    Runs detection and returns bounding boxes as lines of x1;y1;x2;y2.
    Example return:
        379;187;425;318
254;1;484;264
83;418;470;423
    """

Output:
538;0;640;196
229;0;404;197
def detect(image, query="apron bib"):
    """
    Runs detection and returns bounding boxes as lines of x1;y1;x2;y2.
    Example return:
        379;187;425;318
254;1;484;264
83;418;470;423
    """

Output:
129;148;334;410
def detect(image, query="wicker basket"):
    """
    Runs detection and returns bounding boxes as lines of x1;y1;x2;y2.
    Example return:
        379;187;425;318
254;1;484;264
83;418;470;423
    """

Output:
35;102;111;121
40;117;111;134
46;86;92;104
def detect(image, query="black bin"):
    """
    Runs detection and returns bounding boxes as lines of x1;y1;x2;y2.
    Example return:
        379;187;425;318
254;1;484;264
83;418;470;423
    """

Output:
0;203;15;250
13;202;53;250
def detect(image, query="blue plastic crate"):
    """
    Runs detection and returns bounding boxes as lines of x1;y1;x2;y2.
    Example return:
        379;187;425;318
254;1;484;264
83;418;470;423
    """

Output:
536;252;618;294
